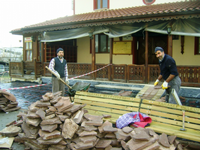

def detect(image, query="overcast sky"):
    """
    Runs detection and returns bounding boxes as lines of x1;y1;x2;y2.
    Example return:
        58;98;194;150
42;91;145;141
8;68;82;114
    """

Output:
0;0;73;48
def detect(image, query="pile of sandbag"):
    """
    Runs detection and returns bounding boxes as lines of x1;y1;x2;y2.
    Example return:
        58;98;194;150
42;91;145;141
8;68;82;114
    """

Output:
0;90;20;112
1;91;183;150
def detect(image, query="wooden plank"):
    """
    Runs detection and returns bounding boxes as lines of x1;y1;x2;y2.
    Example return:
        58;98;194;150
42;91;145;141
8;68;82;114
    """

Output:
141;104;183;115
147;122;200;142
142;99;200;113
76;91;141;102
75;95;140;107
75;99;139;112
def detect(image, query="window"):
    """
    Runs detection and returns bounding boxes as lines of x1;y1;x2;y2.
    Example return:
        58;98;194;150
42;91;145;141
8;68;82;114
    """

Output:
143;0;155;5
25;42;32;61
24;37;33;61
95;34;110;53
94;0;109;10
194;37;200;55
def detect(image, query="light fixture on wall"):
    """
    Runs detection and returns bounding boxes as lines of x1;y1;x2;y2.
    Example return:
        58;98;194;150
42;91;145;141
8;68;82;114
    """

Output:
38;35;41;41
31;36;36;42
88;32;93;39
167;26;172;35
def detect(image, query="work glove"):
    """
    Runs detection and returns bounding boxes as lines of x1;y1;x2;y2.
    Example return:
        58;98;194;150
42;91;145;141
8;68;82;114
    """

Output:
65;77;69;85
162;81;168;90
154;79;159;86
55;72;60;78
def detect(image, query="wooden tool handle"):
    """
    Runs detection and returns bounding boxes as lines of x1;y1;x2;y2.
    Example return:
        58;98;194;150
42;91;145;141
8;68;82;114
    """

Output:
45;66;72;89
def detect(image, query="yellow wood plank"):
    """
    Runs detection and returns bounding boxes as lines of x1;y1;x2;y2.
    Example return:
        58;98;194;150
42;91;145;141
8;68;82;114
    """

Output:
75;100;139;113
140;109;183;120
141;104;183;115
148;122;200;135
149;116;200;130
76;91;141;102
152;89;164;100
75;95;140;107
84;105;131;116
142;99;200;113
146;126;200;142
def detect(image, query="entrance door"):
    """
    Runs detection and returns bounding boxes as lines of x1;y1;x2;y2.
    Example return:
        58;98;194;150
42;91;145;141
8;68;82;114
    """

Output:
136;35;168;64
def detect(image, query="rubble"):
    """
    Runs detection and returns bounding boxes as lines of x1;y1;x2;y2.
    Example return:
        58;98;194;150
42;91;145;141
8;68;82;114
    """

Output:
1;91;183;150
0;90;21;112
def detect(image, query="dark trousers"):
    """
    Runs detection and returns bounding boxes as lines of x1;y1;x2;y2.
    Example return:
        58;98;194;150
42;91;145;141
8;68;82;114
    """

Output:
165;76;181;104
52;77;65;96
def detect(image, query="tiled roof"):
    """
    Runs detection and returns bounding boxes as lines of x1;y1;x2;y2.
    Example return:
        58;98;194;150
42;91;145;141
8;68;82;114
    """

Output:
11;1;200;34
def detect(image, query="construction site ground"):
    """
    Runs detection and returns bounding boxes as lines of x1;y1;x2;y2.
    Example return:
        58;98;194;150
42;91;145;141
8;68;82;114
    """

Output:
1;79;200;149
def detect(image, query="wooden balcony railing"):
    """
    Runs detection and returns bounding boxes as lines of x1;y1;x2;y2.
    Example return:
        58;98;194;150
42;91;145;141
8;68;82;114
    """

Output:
10;62;200;87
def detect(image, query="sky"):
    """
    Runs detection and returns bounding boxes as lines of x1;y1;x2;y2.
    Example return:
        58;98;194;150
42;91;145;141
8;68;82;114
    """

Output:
0;0;73;48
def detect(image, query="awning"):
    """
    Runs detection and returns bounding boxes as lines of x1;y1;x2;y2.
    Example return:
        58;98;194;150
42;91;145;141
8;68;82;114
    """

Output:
41;18;200;42
146;18;200;37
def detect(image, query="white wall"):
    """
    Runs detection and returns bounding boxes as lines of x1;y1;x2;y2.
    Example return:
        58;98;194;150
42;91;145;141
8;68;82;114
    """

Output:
110;0;186;9
74;0;93;14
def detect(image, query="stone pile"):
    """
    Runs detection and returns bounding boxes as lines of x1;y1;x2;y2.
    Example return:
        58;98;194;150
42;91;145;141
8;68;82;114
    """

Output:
0;90;21;112
3;91;183;150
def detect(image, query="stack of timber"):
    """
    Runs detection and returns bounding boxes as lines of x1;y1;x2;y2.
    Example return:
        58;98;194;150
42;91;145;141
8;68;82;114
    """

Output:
0;90;21;112
0;91;185;150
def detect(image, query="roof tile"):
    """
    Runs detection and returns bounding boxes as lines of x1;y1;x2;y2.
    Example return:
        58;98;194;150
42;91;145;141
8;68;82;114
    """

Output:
11;1;200;33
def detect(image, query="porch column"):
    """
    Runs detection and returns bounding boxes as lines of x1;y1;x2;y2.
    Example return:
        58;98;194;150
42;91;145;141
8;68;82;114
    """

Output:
109;38;113;81
91;35;96;79
168;34;173;56
145;31;148;83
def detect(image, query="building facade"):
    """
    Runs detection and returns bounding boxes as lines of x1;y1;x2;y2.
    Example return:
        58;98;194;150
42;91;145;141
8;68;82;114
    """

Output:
10;0;200;86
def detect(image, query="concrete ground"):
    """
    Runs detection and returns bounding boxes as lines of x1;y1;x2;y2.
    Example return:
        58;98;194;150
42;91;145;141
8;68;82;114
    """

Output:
0;110;25;150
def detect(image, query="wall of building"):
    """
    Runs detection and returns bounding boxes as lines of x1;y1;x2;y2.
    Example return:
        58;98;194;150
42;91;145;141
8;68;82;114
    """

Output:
77;36;133;64
173;36;200;66
77;37;91;63
74;0;93;14
110;0;185;9
75;0;186;14
113;55;132;64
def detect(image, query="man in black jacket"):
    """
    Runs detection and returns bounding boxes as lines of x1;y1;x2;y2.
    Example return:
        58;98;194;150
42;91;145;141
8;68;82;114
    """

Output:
49;48;68;96
154;47;181;104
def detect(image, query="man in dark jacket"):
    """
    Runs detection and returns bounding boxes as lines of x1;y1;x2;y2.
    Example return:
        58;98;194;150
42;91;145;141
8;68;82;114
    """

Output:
49;48;68;96
154;47;181;104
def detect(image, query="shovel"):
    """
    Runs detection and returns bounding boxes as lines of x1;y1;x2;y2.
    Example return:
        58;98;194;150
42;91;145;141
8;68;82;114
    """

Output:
45;66;72;90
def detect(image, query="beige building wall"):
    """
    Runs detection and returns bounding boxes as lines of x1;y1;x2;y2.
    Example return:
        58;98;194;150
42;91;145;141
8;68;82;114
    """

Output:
77;36;133;64
173;36;200;66
77;37;91;63
113;55;132;64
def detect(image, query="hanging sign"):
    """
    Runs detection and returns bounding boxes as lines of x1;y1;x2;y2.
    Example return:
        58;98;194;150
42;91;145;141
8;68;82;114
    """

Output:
24;37;32;42
113;41;132;54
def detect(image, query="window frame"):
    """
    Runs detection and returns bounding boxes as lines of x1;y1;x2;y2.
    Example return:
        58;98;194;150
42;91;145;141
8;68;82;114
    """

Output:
93;0;109;10
24;37;33;61
142;0;156;5
194;37;200;55
90;34;110;53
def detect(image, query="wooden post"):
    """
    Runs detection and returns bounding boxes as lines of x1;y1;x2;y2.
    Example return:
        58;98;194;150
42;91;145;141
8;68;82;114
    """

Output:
91;35;95;79
44;42;47;62
145;31;148;83
21;61;24;77
168;34;173;56
34;59;37;79
109;38;113;81
9;62;11;77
